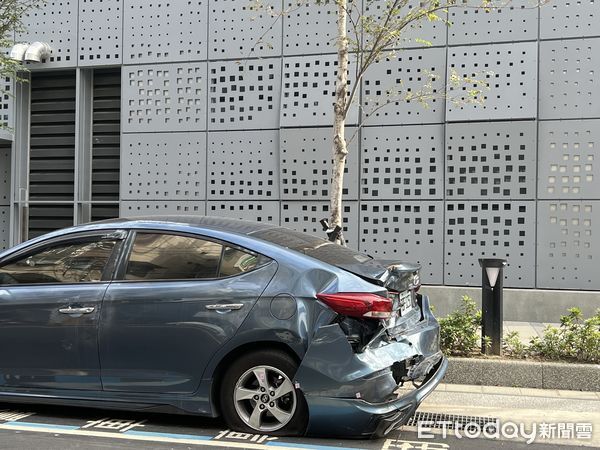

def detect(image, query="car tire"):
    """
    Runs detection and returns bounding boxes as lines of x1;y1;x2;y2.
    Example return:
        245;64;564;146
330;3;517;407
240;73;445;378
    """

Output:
219;349;308;436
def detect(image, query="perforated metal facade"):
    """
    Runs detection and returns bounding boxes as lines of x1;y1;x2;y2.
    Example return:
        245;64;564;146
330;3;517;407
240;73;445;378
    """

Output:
4;0;598;291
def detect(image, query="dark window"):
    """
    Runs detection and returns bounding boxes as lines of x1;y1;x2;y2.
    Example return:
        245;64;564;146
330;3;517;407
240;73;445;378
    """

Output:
125;233;223;281
0;240;117;285
219;246;266;277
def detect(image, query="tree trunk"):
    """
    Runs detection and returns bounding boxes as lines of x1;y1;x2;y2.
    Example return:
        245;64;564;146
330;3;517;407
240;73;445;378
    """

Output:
330;0;349;246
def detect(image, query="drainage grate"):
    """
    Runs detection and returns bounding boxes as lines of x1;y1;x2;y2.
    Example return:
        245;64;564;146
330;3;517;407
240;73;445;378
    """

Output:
406;412;499;433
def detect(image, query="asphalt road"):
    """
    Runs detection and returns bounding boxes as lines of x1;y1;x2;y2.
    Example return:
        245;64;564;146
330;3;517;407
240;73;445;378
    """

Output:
0;401;587;450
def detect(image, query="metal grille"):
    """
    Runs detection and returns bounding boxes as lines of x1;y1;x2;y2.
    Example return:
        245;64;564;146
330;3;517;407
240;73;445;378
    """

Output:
28;71;77;238
406;412;499;433
0;76;12;130
91;69;120;221
78;0;123;66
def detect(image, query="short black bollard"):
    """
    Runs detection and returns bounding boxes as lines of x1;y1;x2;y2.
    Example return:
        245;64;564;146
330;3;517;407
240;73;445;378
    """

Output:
479;258;507;355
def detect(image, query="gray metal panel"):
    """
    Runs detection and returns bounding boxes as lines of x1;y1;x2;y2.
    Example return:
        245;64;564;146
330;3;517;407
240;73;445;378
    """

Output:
0;207;9;250
538;119;600;200
537;201;600;290
358;201;444;285
208;59;281;131
281;54;359;127
78;0;123;66
1;77;13;131
281;201;359;248
445;201;536;288
207;201;280;225
207;130;279;200
541;0;599;39
19;0;77;68
121;132;206;201
124;0;208;64
448;0;538;45
445;121;537;199
280;127;359;201
361;124;444;200
209;0;282;59
362;47;446;125
539;39;600;120
0;146;9;204
446;42;538;121
283;0;360;55
122;63;207;133
121;201;206;217
363;0;447;49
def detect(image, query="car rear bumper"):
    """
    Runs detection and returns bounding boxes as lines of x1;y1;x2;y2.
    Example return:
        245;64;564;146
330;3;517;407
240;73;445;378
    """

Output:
295;294;446;438
303;356;447;438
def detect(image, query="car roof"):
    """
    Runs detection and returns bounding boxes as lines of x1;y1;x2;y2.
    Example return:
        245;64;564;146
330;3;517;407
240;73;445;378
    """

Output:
94;215;278;235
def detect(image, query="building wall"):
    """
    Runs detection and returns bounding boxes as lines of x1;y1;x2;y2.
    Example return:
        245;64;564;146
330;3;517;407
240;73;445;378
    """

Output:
4;0;599;290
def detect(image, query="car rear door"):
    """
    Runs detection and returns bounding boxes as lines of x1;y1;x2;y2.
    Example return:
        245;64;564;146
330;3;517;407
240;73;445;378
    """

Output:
0;231;125;391
98;230;277;394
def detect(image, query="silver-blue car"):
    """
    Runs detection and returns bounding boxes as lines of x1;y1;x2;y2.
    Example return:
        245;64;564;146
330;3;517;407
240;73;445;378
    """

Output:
0;216;446;438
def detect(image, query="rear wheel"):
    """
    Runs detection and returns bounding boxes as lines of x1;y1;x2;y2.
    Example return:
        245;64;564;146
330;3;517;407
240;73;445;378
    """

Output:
219;350;308;435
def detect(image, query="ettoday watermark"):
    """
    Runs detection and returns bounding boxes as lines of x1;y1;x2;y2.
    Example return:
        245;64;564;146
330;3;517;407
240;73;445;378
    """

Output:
417;419;593;444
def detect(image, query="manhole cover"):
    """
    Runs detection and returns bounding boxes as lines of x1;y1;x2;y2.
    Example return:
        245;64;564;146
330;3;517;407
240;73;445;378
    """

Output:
406;412;499;433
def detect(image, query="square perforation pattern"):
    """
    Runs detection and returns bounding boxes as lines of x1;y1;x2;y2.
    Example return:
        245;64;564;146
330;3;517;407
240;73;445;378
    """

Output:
1;77;13;130
208;130;279;200
537;201;600;290
122;132;206;200
538;120;600;200
361;124;443;200
363;0;446;49
446;42;537;121
448;0;538;45
0;147;10;204
445;121;536;199
123;63;207;133
78;0;122;65
445;201;535;288
541;1;598;39
281;55;359;127
359;201;443;284
362;47;445;125
280;127;359;200
281;201;359;248
209;60;281;130
121;201;205;217
125;0;208;64
283;0;361;55
209;0;282;59
20;0;77;67
539;39;600;120
0;207;8;250
207;201;279;225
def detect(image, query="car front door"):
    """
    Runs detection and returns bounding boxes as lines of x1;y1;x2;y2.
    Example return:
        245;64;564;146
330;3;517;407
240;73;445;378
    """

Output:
99;231;277;394
0;231;125;391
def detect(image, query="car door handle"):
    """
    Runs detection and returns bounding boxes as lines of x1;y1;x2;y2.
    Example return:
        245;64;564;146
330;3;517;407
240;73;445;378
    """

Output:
205;304;244;311
58;306;96;315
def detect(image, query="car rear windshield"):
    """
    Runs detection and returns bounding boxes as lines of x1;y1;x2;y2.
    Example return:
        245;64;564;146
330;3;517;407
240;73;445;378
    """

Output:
250;228;372;265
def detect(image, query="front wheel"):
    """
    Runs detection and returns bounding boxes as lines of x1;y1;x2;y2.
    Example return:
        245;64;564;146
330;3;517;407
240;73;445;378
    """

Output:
219;350;308;435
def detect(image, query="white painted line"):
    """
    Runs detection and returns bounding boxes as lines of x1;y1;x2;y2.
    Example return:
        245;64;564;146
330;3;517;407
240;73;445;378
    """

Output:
0;422;307;450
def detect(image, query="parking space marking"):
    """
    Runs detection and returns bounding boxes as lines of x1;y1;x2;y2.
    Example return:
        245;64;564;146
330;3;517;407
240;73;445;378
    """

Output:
0;421;368;450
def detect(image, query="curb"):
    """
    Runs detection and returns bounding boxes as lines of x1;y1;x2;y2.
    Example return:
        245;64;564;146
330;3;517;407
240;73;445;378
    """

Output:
443;357;600;392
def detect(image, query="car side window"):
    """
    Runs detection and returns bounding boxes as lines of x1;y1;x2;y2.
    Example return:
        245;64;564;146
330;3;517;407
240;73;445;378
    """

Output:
0;240;118;285
219;246;266;277
125;233;223;281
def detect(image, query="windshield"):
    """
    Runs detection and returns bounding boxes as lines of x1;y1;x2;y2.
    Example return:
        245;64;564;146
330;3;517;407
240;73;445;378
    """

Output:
250;228;372;265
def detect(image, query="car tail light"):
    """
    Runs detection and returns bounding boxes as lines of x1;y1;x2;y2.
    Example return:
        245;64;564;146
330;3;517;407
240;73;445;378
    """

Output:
316;292;392;320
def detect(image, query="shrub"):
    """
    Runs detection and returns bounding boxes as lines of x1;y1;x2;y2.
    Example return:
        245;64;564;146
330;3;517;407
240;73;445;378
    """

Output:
438;295;485;356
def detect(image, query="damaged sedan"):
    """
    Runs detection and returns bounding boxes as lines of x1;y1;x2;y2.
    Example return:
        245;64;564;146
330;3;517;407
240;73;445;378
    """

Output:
0;216;446;438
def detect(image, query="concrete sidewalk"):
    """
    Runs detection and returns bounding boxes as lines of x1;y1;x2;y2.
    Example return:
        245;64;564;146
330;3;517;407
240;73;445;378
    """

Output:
504;321;560;342
415;383;600;447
